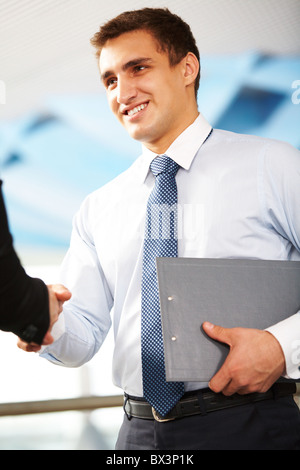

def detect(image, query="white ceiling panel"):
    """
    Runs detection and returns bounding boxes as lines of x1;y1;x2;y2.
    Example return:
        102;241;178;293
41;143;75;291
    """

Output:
0;0;299;119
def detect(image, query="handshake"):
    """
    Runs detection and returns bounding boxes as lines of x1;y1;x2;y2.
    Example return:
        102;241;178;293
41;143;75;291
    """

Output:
17;284;71;353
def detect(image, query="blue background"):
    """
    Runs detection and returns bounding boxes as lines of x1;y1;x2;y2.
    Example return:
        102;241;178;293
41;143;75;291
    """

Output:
1;52;299;253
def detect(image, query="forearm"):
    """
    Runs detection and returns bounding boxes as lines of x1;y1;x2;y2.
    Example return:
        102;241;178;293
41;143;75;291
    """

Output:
40;306;109;367
39;195;113;366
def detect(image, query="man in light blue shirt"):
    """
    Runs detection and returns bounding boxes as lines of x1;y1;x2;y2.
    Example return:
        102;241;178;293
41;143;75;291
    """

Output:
21;8;300;449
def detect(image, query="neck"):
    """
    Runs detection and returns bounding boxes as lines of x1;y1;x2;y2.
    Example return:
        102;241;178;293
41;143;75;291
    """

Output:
145;109;199;155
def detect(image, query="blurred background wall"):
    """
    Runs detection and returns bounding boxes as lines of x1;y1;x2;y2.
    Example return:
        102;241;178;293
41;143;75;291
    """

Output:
0;0;299;449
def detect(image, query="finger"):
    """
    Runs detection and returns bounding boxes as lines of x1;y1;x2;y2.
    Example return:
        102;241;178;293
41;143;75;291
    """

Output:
17;339;41;353
209;365;232;394
41;331;54;345
51;284;72;301
218;379;240;396
202;322;232;347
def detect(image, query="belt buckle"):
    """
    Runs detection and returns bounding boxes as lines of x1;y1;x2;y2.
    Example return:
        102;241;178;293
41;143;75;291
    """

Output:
152;407;175;422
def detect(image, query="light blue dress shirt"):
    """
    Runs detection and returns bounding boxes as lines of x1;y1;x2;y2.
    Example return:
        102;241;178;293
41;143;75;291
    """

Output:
41;113;300;396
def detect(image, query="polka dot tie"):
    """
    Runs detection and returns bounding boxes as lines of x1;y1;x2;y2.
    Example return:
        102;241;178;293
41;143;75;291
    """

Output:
141;155;184;417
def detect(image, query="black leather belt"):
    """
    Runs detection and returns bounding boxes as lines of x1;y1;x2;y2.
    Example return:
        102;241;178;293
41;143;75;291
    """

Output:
124;382;296;422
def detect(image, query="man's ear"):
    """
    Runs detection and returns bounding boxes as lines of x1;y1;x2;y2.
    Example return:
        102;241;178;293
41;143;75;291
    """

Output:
182;52;199;88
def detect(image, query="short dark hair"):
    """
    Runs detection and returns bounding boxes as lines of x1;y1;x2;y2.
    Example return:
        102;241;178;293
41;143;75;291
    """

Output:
90;8;200;95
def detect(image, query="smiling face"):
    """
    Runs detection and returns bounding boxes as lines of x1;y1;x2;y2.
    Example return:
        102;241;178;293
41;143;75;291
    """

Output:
99;30;199;154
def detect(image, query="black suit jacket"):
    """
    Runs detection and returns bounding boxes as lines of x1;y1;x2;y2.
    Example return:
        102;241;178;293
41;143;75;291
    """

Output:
0;180;49;344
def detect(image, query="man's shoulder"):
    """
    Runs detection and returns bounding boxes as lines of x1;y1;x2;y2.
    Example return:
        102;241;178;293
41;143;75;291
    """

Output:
212;128;299;156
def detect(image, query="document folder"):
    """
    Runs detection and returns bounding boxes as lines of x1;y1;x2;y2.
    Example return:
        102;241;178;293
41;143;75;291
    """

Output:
156;258;300;382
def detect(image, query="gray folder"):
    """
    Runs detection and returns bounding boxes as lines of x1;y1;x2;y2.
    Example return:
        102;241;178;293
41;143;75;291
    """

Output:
156;258;300;382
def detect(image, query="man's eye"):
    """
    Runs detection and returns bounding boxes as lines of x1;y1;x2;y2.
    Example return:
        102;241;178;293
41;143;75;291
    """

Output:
134;65;146;73
106;78;117;88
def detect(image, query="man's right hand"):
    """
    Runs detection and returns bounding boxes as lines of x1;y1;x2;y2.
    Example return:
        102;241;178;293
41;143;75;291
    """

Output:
17;284;71;352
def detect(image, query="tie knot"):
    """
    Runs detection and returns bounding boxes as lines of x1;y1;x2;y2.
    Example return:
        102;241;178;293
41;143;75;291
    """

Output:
150;155;179;177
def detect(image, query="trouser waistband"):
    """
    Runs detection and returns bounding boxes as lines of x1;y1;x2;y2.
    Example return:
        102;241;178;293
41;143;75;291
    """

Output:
124;382;296;422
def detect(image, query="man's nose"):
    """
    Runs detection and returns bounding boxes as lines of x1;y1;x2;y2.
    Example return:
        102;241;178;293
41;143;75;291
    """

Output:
117;77;138;104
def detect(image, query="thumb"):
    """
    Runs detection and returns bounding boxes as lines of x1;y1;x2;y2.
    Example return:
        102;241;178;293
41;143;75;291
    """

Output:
50;284;72;302
42;331;54;345
202;322;231;346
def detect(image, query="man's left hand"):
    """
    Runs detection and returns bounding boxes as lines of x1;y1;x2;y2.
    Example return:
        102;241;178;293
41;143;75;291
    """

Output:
202;322;286;396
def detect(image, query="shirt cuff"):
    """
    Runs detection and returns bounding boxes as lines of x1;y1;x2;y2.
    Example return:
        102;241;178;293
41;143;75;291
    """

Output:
39;312;66;354
266;312;300;380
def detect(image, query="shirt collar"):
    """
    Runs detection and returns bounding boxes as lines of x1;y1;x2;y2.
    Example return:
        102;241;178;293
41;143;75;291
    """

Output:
139;113;212;183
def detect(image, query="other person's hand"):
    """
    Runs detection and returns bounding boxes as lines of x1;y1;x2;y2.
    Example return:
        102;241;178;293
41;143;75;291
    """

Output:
17;284;71;353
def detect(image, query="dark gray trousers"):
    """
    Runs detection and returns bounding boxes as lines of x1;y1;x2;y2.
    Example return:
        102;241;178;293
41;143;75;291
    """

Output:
115;395;300;450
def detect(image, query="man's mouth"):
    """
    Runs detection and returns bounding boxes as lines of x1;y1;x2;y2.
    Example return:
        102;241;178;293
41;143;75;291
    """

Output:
125;102;148;117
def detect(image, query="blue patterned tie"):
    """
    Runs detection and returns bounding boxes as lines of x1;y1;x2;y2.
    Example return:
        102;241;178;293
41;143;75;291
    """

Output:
141;155;184;417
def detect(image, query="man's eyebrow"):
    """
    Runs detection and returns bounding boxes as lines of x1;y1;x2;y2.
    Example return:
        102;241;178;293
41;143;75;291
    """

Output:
101;57;153;82
122;57;153;71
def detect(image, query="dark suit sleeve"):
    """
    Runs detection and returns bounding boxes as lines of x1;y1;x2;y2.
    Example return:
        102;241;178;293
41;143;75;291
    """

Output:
0;180;50;344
